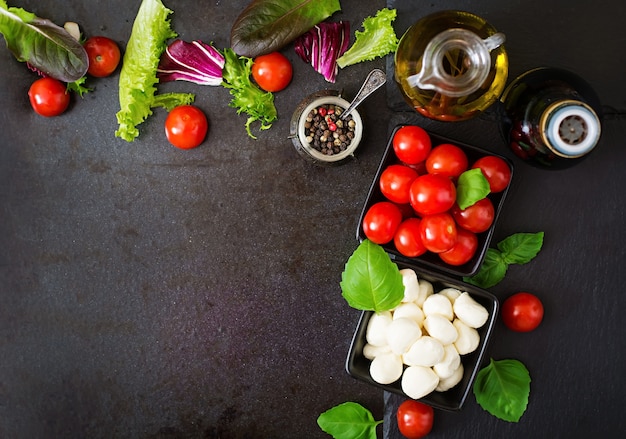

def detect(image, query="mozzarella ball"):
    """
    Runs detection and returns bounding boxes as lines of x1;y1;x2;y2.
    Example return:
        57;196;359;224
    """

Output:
363;343;392;360
370;352;403;385
366;311;393;347
436;363;464;392
386;317;422;355
393;302;425;326
453;319;480;355
433;344;461;379
401;365;439;399
400;269;420;303
403;336;445;367
423;314;458;345
453;292;489;328
439;287;462;304
422;294;454;320
416;279;434;306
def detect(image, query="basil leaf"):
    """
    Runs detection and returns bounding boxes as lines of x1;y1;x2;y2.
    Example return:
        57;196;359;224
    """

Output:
230;0;342;58
340;240;404;312
317;402;381;439
473;358;531;422
0;1;88;82
456;168;491;210
464;248;507;289
498;232;544;265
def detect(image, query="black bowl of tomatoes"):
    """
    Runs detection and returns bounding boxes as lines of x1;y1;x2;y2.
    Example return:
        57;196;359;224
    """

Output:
357;125;513;277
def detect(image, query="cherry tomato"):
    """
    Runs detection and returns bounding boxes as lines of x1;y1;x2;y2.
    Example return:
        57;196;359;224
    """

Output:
392;125;432;165
439;228;478;266
419;213;457;253
472;156;512;193
409;174;456;216
164;105;208;149
28;77;70;117
451;198;495;233
394;218;427;258
251;52;293;92
380;164;419;204
425;143;468;178
362;202;403;245
397;399;434;439
502;292;544;332
84;36;121;77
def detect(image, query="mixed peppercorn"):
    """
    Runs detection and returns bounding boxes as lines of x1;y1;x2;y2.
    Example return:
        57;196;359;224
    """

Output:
304;104;357;156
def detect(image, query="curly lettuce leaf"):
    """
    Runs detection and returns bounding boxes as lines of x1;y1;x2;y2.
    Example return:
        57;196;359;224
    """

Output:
0;0;88;82
336;8;399;69
115;0;194;142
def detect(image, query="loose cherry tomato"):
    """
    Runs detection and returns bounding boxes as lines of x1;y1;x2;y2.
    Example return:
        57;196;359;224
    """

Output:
439;228;478;266
84;36;121;77
425;143;468;178
502;292;544;332
419;213;457;253
28;77;70;117
394;218;427;258
397;399;434;439
451;198;495;233
392;125;432;165
380;164;419;205
251;52;293;92
409;174;456;216
362;202;403;245
472;156;512;193
164;105;208;149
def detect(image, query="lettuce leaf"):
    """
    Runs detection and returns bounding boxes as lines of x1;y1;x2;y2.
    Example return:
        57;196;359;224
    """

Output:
0;0;88;82
115;0;194;142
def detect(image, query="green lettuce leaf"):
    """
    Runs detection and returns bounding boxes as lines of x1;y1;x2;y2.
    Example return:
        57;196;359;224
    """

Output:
115;0;194;142
0;0;88;82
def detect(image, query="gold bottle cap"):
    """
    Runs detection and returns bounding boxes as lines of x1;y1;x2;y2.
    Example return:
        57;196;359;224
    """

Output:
540;100;601;158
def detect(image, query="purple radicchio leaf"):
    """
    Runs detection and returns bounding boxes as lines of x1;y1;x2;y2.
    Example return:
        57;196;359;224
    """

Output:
294;21;350;83
157;40;225;86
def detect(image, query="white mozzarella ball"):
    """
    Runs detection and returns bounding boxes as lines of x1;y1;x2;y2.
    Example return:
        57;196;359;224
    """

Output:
453;292;489;328
393;302;425;326
363;343;392;360
423;314;458;345
370;352;403;384
439;287;462;304
386;318;422;355
400;269;420;303
403;336;445;367
401;365;439;399
453;319;480;355
366;311;393;347
422;294;454;320
433;344;461;379
436;363;464;392
416;279;434;306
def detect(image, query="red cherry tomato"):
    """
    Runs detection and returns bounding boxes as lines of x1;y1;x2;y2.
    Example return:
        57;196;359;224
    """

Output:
439;228;478;266
380;164;419;204
362;201;403;244
28;77;70;117
251;52;293;92
84;36;121;77
392;125;432;165
425;143;468;178
502;292;544;332
451;198;495;233
164;105;209;149
397;399;434;439
394;218;427;258
472;156;512;193
409;174;456;216
419;213;457;253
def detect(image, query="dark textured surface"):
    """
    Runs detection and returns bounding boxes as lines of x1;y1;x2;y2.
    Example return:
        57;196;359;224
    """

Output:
1;1;626;439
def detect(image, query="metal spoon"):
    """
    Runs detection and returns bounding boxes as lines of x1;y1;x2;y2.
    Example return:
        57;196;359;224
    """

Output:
340;69;387;120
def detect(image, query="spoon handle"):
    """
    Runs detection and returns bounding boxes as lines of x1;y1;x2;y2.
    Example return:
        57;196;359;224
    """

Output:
340;69;387;120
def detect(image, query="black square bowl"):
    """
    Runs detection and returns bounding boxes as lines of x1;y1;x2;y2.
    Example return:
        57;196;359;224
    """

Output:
356;125;513;277
345;265;498;411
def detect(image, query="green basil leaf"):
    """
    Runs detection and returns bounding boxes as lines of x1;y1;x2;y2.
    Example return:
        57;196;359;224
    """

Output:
498;232;544;265
317;402;381;439
0;1;88;82
456;168;491;210
340;240;404;312
464;248;507;289
230;0;342;58
473;358;531;422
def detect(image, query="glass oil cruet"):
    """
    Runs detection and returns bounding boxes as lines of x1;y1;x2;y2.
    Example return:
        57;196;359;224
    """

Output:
394;10;509;121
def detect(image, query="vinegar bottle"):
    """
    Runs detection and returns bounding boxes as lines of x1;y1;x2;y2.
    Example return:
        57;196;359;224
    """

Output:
394;10;509;121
